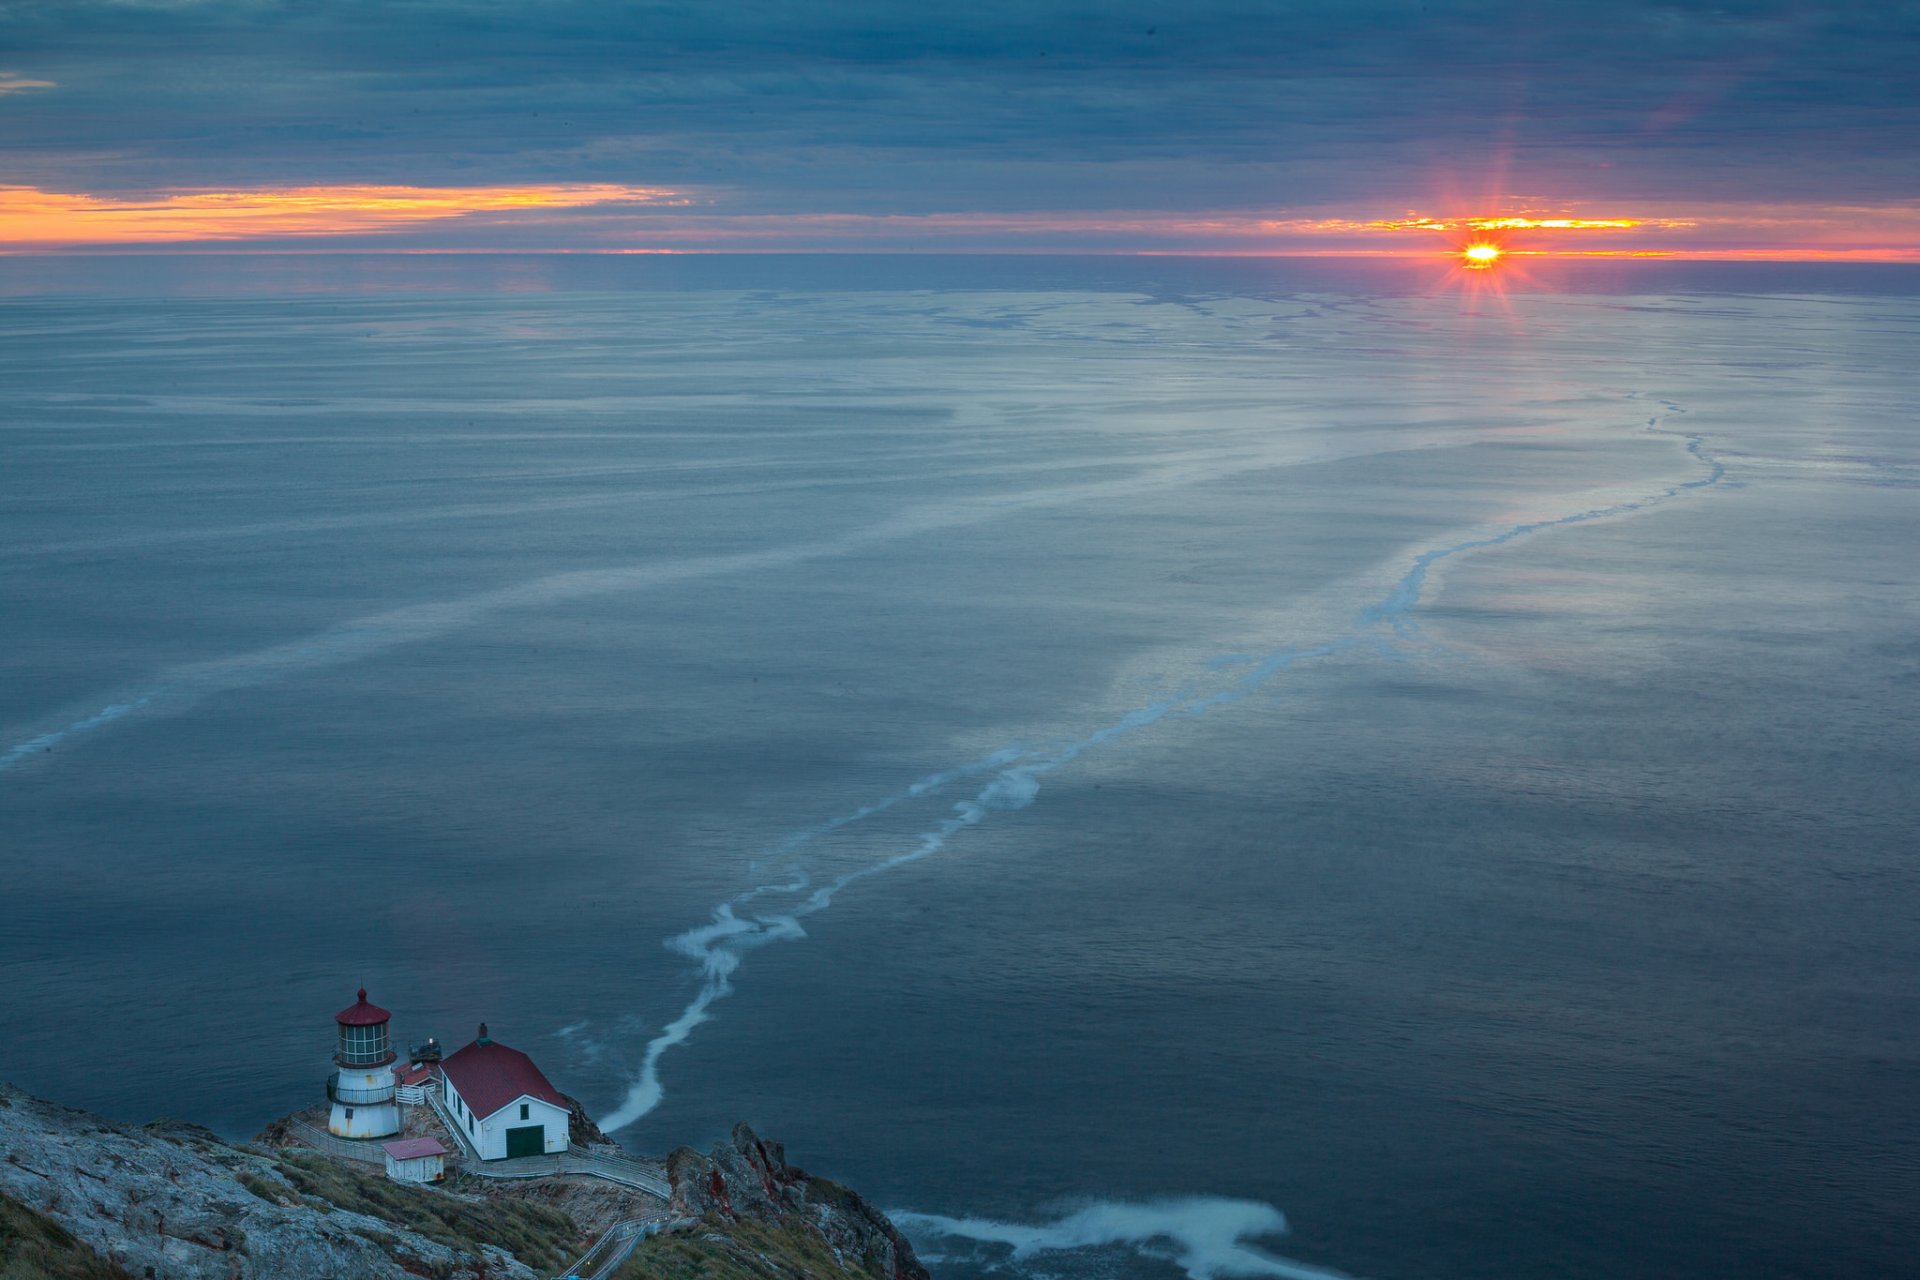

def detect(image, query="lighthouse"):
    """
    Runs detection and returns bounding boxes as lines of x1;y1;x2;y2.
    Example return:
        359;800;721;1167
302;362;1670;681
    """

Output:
328;988;401;1140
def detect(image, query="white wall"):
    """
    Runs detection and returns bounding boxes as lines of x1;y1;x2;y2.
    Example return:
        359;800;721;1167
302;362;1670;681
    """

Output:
475;1095;570;1160
384;1153;445;1184
441;1077;569;1160
442;1076;481;1153
329;1064;400;1139
328;1097;400;1139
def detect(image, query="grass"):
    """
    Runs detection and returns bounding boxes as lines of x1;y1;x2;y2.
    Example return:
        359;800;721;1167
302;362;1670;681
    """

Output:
273;1151;586;1272
609;1214;888;1280
0;1192;132;1280
236;1169;291;1205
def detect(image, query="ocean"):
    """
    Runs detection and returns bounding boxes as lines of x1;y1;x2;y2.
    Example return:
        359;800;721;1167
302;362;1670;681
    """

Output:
2;254;1915;1279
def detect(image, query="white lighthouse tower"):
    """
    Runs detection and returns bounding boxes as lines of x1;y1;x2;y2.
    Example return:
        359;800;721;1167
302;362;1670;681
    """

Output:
328;988;401;1140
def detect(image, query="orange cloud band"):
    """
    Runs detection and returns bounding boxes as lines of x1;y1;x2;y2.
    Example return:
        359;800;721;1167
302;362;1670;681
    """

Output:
516;206;1920;259
3;186;1917;261
1320;215;1692;233
0;183;680;245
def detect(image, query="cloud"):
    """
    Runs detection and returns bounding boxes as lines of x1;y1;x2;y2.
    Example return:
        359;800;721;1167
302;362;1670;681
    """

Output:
0;71;54;95
0;182;680;245
633;202;1920;259
7;184;1913;258
0;1;1914;233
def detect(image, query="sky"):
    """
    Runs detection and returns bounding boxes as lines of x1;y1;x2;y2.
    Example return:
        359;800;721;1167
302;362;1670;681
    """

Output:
1;0;1916;256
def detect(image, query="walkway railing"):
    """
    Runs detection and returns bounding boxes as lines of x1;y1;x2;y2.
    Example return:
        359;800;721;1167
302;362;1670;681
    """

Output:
287;1110;677;1276
424;1090;670;1197
286;1118;386;1166
461;1148;671;1198
553;1212;681;1280
426;1088;486;1160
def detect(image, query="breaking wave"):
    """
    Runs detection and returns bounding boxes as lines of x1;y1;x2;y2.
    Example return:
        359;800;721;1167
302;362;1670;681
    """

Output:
890;1198;1353;1280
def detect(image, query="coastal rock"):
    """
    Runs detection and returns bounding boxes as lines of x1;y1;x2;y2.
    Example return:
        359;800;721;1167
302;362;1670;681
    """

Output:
666;1123;931;1280
0;1085;548;1279
563;1091;618;1151
1;1085;919;1280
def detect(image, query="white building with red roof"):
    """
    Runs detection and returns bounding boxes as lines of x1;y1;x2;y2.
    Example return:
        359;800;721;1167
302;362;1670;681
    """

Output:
438;1023;572;1160
381;1136;448;1184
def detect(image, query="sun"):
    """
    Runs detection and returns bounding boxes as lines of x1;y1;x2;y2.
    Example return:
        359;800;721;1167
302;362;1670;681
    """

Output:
1461;242;1504;268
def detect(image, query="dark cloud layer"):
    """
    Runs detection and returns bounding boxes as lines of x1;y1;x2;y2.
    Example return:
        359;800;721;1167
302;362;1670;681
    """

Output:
1;0;1915;223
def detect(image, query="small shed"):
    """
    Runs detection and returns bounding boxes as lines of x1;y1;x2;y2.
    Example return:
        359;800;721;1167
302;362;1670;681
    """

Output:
381;1136;448;1184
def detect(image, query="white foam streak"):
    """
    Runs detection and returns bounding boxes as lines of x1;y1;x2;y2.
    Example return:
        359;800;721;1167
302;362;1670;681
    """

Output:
600;714;1193;1132
600;404;1722;1132
597;747;1022;1132
753;747;1025;870
599;904;809;1130
0;696;154;771
890;1199;1354;1280
1;450;1298;777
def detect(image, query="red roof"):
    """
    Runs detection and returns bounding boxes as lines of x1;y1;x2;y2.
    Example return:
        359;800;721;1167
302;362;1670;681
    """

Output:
393;1061;439;1088
382;1137;447;1161
440;1034;568;1119
335;988;391;1027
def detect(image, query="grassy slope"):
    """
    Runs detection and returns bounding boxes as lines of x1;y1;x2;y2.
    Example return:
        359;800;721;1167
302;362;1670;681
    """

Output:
0;1193;132;1280
257;1151;588;1274
610;1214;892;1280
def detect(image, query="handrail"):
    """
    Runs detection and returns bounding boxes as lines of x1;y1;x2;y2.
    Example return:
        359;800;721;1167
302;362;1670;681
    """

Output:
552;1212;674;1280
286;1114;677;1277
329;1077;397;1104
302;1094;672;1199
286;1118;387;1166
460;1148;671;1197
427;1087;484;1162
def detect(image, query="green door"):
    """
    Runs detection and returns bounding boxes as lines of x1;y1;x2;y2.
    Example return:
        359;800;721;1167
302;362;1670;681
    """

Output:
505;1125;544;1158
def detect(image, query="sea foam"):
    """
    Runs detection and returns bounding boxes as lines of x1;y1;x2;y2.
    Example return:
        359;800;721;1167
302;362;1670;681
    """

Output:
891;1198;1354;1280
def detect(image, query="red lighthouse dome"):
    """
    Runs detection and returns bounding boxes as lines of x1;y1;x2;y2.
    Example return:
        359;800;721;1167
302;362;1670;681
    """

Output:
335;987;392;1028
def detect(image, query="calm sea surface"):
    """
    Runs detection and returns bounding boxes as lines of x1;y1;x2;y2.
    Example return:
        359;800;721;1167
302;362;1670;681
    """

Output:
2;256;1915;1280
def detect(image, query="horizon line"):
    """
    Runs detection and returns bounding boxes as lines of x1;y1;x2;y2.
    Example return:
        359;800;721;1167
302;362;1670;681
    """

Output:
5;247;1919;264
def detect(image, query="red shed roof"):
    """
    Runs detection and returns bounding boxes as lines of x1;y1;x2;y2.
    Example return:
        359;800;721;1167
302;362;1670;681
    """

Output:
336;988;391;1027
382;1137;447;1161
440;1030;568;1120
394;1061;439;1088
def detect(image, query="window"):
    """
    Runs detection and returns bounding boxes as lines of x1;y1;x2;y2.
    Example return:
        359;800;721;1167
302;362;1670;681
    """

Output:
468;1115;474;1135
339;1023;389;1066
520;1103;530;1121
344;1107;354;1119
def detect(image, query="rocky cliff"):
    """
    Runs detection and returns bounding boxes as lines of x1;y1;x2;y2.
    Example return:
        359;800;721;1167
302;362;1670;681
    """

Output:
623;1124;931;1280
0;1086;930;1280
0;1086;576;1278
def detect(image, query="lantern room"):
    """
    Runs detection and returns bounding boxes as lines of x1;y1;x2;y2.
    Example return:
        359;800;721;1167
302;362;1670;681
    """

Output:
335;988;396;1067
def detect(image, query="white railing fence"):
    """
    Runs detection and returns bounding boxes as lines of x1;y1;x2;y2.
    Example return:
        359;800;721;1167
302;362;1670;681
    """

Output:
286;1118;386;1166
552;1212;683;1280
461;1148;671;1198
288;1098;671;1200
